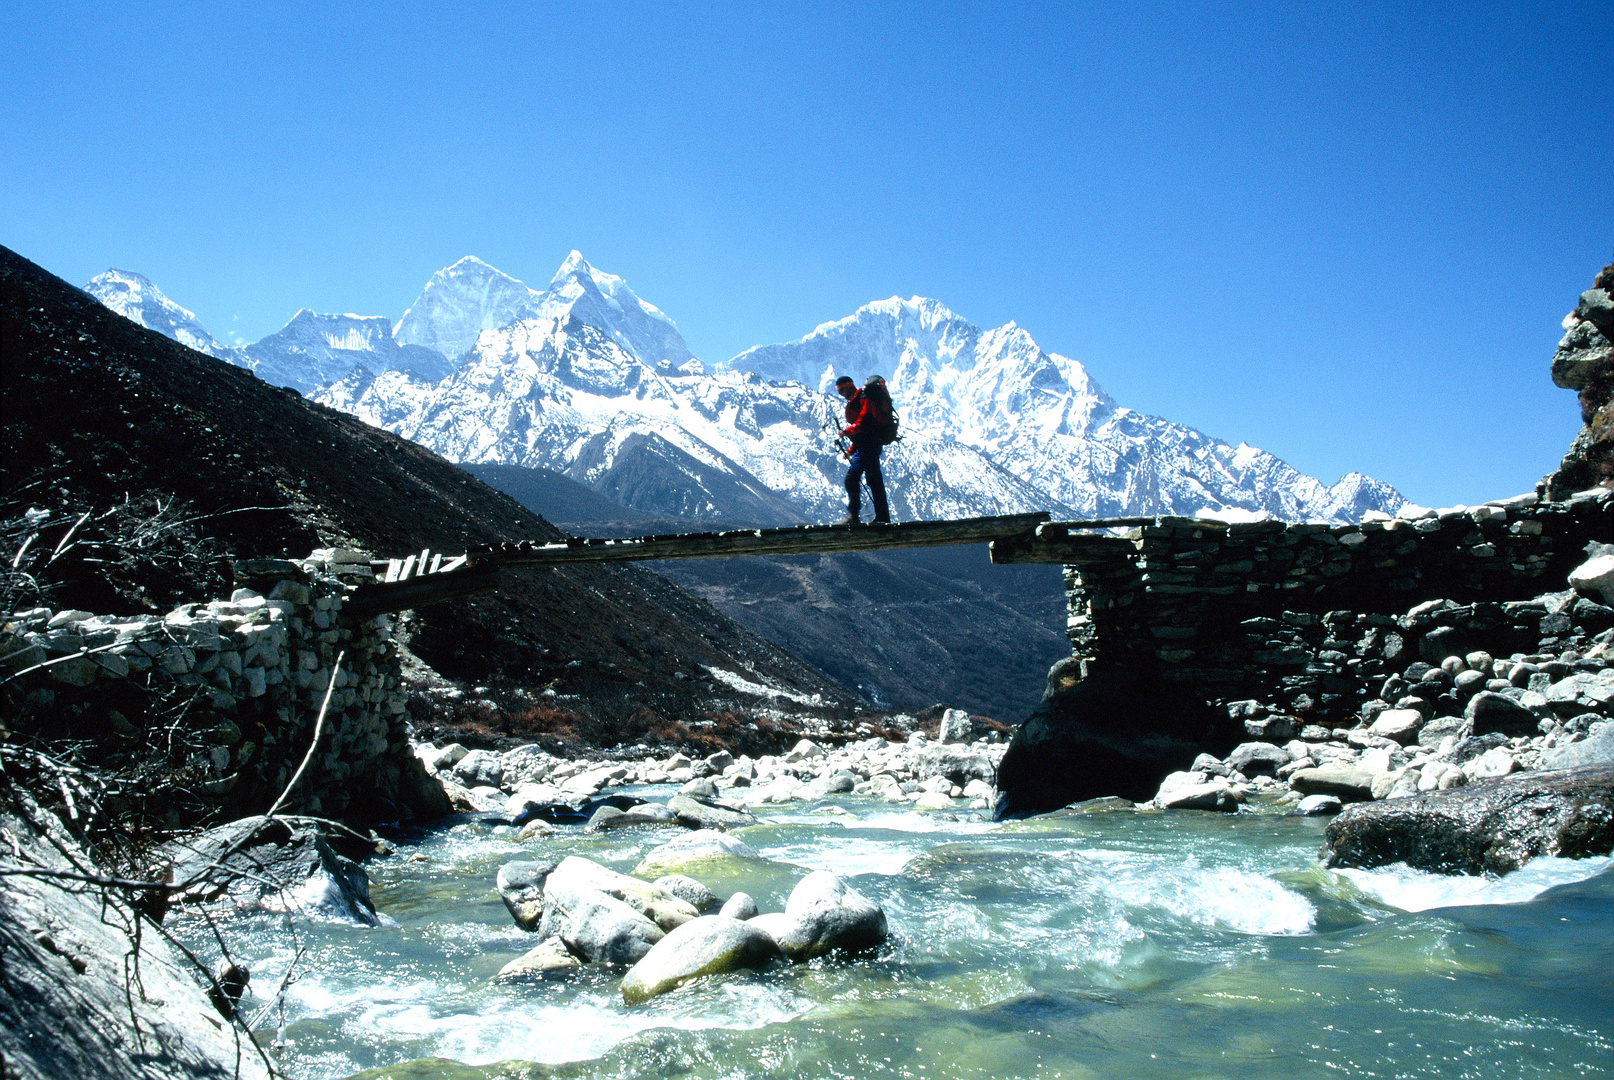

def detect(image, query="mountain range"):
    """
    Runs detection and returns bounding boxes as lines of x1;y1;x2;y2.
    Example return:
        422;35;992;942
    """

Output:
86;255;1405;527
83;253;1405;719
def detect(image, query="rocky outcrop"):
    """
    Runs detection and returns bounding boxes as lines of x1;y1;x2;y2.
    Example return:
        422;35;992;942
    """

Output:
0;795;272;1080
1319;765;1614;874
161;815;389;926
1543;262;1614;500
994;667;1230;817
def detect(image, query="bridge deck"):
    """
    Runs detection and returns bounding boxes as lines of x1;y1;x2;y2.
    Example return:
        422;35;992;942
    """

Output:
341;512;1167;617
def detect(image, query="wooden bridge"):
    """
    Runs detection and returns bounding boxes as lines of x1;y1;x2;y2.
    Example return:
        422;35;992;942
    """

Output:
341;513;1156;618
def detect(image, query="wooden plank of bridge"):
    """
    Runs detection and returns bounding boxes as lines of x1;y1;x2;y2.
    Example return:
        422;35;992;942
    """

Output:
990;520;1142;565
344;512;1206;615
467;512;1054;567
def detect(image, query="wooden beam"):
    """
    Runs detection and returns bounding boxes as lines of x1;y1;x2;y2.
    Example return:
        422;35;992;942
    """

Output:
991;532;1138;565
343;565;504;619
467;513;1052;567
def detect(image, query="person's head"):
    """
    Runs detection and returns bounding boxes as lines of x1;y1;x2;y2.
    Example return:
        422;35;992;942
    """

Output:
835;375;856;400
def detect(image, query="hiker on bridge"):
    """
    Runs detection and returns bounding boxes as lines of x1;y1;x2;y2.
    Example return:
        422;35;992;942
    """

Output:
835;374;896;526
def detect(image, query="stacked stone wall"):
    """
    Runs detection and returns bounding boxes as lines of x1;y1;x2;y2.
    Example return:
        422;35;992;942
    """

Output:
1064;490;1613;724
1;548;441;824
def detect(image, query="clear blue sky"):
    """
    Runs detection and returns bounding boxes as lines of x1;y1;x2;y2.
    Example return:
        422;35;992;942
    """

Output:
3;2;1610;508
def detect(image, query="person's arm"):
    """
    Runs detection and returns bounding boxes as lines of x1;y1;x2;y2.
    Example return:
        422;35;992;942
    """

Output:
843;395;869;439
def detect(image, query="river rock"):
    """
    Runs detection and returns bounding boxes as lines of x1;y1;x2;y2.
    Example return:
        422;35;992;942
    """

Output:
938;708;975;743
1367;709;1423;744
995;667;1231;817
1288;767;1375;803
452;749;505;789
719;891;760;920
496;858;559;931
1296;793;1343;815
915;743;995;786
418;742;468;773
543;856;697;931
494;936;581;982
635;829;762;876
620;915;784;1004
1154;772;1242;812
666;794;759;831
2;796;274;1080
540;886;664;966
1227;741;1290;777
1541;722;1614;769
590;803;679;831
1321;764;1614;874
680;777;719;799
1467;691;1542;737
1463;747;1518;780
1417;714;1471;748
161;816;386;926
654;875;720;910
748;870;888;961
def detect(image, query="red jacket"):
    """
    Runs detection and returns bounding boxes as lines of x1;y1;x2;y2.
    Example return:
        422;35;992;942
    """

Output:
842;390;884;442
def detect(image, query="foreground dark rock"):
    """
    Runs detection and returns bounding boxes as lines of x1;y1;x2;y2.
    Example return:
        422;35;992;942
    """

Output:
994;667;1231;817
162;816;387;925
1320;765;1614;874
0;795;271;1080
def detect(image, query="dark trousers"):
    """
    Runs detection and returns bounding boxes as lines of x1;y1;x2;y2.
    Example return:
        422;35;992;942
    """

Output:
845;442;889;521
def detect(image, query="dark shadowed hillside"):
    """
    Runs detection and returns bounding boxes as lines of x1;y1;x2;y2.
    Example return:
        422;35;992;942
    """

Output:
0;244;855;727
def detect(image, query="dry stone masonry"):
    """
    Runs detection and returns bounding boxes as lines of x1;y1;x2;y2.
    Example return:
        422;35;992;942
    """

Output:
1;548;445;824
1060;490;1612;726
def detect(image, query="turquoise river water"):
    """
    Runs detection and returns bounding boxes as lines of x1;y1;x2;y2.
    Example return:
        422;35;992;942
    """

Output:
177;789;1614;1079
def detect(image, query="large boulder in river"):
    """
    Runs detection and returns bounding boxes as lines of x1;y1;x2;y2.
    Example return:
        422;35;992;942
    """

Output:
496;859;558;931
1321;765;1614;875
540;856;698;932
634;830;762;877
994;666;1232;817
161;816;385;926
747;871;888;961
666;794;759;831
540;886;664;966
620;916;784;1003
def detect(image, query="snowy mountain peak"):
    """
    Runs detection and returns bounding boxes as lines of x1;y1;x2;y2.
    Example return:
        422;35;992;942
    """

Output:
84;268;240;359
393;256;542;363
534;251;694;368
244;307;456;393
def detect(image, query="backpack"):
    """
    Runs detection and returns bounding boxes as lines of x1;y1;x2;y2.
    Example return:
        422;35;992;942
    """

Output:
862;375;901;445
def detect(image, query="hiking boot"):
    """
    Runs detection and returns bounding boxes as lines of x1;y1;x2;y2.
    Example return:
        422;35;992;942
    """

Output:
834;514;860;526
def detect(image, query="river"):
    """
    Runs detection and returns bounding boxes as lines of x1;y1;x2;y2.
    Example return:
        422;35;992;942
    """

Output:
175;789;1614;1079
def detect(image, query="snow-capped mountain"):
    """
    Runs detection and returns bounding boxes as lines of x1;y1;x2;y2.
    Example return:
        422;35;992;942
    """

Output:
316;255;1401;524
85;271;456;392
393;256;544;363
243;310;455;392
84;269;248;364
91;253;1403;525
725;296;1402;521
